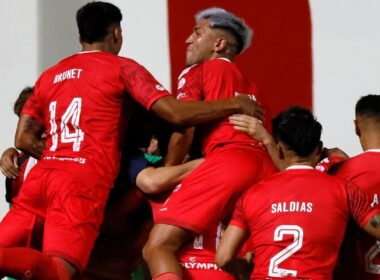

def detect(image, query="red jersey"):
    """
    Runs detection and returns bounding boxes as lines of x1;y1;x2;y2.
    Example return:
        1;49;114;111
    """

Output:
176;58;260;155
22;51;169;185
230;166;379;280
331;150;380;280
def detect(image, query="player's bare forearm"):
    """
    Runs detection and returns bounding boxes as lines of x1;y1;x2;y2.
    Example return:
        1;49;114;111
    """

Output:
364;213;380;240
164;127;195;166
15;115;45;160
151;95;264;127
136;158;204;194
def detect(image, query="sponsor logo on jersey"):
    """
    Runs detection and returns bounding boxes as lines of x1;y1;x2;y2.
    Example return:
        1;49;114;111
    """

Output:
155;84;166;91
176;92;188;100
181;261;222;271
43;155;86;164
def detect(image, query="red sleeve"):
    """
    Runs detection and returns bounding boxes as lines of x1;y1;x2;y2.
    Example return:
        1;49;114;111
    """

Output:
21;80;44;124
346;181;380;228
230;193;250;231
120;60;170;110
176;65;202;101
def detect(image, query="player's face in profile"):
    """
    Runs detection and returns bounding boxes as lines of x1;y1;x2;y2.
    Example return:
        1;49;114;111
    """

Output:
185;19;218;66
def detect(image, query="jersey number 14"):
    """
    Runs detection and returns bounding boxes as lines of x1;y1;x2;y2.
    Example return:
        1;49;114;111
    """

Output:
49;98;84;152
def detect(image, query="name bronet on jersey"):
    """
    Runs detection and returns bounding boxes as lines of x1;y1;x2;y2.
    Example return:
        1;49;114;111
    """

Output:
271;201;313;214
54;68;83;84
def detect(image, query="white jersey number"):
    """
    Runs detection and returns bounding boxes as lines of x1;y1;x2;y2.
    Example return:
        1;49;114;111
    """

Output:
365;241;380;274
269;225;304;277
49;98;84;152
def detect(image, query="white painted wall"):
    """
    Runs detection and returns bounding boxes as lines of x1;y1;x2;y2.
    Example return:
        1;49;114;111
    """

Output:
310;0;380;156
0;0;379;220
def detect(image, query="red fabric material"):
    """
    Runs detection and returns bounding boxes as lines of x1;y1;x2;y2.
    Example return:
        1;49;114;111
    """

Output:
154;272;182;280
0;247;69;280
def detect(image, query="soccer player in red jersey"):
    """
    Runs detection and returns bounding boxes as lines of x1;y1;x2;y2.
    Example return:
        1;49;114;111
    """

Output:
216;106;380;280
143;8;277;280
330;94;380;280
0;2;262;279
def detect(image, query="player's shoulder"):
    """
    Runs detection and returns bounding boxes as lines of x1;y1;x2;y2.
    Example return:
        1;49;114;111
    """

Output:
178;64;202;80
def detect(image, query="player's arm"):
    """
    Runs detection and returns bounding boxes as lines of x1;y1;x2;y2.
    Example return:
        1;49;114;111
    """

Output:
136;158;203;194
216;224;250;273
229;114;284;170
347;181;380;239
363;213;380;239
0;148;20;179
150;95;264;127
15;114;45;160
163;127;195;166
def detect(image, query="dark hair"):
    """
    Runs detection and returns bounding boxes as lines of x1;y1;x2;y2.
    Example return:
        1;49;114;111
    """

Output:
76;1;122;44
272;106;322;157
14;86;34;117
355;94;380;121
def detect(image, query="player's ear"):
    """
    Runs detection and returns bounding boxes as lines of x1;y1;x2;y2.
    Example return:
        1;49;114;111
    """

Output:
354;119;361;137
112;24;122;43
316;141;323;158
214;37;228;52
277;143;285;160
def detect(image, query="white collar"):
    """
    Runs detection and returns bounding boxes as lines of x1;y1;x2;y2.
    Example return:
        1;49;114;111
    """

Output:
286;165;314;170
217;57;232;63
365;149;380;153
78;50;102;54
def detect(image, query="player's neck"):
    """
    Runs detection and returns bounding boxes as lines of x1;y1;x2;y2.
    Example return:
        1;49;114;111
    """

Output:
81;42;117;54
360;133;380;151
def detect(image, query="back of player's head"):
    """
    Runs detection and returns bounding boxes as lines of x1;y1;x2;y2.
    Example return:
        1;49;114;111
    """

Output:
76;1;122;44
355;94;380;121
272;106;322;157
14;86;34;117
195;7;252;54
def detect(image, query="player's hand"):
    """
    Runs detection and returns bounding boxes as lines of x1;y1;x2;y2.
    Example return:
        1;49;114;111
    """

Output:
321;147;349;160
229;114;273;144
233;95;265;121
0;148;20;179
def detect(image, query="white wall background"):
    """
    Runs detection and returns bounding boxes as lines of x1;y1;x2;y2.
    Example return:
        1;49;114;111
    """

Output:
311;0;380;157
0;0;379;220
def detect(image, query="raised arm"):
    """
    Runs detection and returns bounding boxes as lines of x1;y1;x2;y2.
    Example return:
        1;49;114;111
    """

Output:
216;224;252;280
136;158;203;194
150;95;264;127
15;114;45;160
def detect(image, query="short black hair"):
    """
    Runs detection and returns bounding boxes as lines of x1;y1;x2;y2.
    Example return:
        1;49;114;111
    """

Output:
14;86;34;117
76;1;122;44
272;106;322;157
355;94;380;121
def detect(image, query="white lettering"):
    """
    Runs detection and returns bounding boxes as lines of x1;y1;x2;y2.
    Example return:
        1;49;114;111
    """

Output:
271;202;313;214
53;68;83;84
371;194;379;208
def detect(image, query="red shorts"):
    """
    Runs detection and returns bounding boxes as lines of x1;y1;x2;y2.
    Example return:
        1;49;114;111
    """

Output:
0;164;111;270
155;144;276;233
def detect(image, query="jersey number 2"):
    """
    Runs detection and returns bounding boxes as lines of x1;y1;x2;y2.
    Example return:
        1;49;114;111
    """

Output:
269;225;304;277
49;98;84;152
365;240;380;274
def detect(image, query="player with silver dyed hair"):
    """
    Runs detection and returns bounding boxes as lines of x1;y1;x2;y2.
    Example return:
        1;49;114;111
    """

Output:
195;7;253;54
143;5;276;280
